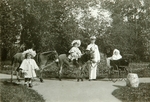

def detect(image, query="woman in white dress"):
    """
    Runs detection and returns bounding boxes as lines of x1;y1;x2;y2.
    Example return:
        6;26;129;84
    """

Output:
86;36;100;81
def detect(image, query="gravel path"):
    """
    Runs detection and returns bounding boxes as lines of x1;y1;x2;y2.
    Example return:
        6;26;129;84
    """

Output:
1;73;149;102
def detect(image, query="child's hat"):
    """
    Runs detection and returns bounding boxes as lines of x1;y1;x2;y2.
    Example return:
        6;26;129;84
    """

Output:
90;36;96;40
22;49;36;57
71;40;81;47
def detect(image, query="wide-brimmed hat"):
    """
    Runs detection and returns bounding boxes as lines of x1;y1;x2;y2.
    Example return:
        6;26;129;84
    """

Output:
71;40;81;47
90;36;96;40
22;49;36;57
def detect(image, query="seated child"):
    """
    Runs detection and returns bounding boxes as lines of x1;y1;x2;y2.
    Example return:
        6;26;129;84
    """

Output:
106;49;122;68
68;40;82;65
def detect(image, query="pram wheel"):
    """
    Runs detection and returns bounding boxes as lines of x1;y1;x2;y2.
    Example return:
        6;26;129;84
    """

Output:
108;59;129;82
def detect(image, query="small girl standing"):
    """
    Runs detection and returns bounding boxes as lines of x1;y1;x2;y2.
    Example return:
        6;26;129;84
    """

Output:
20;49;39;87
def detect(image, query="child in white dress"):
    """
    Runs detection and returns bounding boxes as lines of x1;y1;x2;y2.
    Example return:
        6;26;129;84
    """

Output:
68;40;82;64
20;49;39;87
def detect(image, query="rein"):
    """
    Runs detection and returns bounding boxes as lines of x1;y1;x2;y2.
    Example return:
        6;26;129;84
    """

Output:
89;61;99;68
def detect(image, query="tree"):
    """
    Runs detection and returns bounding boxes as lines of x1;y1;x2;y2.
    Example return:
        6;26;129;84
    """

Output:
101;0;150;61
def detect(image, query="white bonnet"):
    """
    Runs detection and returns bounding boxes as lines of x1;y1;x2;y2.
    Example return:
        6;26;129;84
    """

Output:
22;49;36;57
71;40;81;47
90;36;96;40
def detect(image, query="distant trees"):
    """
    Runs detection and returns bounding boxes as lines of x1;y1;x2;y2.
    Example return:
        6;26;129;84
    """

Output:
101;0;150;61
1;0;150;61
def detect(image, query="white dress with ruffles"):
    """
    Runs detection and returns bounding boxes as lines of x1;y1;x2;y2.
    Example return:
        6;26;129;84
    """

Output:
20;59;39;78
68;47;82;60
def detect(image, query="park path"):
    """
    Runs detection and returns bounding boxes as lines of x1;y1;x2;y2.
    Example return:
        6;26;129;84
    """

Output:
0;73;150;102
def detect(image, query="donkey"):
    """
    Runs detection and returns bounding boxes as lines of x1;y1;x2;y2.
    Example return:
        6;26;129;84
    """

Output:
57;52;91;81
11;51;58;82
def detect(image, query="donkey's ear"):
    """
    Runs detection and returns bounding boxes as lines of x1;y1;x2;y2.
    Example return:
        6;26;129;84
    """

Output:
52;47;57;52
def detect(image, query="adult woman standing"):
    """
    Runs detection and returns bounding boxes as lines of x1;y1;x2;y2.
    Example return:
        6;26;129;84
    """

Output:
86;36;100;81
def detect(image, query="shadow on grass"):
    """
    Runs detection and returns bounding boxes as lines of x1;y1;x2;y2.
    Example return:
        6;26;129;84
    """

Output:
113;85;125;88
2;80;21;86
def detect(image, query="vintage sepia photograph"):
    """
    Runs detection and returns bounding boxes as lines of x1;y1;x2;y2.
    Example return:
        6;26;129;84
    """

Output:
0;0;150;102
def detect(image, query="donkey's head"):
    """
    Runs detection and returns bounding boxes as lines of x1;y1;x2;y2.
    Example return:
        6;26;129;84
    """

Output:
47;50;59;62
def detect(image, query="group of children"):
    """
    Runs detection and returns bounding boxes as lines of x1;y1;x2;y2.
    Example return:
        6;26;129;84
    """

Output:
20;36;122;87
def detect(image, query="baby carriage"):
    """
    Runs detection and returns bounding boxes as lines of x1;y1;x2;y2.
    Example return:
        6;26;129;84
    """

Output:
108;58;129;82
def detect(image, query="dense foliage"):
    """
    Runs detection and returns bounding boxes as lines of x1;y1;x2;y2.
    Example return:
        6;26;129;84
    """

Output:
1;0;150;61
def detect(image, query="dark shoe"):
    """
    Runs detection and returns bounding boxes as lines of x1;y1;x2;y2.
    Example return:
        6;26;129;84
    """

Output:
29;83;32;88
40;78;43;82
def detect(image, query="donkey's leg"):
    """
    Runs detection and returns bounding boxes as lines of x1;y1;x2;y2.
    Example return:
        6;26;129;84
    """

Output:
15;63;21;82
59;66;62;81
38;64;44;82
76;67;81;82
11;66;13;83
40;73;43;82
80;65;86;82
39;68;44;82
38;70;43;82
16;70;22;82
16;71;20;82
80;70;84;81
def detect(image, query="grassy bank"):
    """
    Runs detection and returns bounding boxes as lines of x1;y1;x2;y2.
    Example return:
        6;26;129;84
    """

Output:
112;83;150;102
0;80;45;102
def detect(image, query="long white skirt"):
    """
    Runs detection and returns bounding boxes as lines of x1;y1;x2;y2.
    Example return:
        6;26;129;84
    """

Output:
89;63;97;80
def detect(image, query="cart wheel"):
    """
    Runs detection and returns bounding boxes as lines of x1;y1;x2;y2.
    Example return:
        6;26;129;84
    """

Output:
107;68;112;81
123;67;128;81
108;70;112;81
119;67;128;81
111;72;119;83
111;65;119;83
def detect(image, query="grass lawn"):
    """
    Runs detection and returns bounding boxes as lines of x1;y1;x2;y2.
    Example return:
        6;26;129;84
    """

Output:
0;80;45;102
112;83;150;102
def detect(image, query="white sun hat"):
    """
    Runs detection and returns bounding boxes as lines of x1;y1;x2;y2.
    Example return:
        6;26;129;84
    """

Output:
22;49;36;57
71;40;81;47
90;36;96;40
